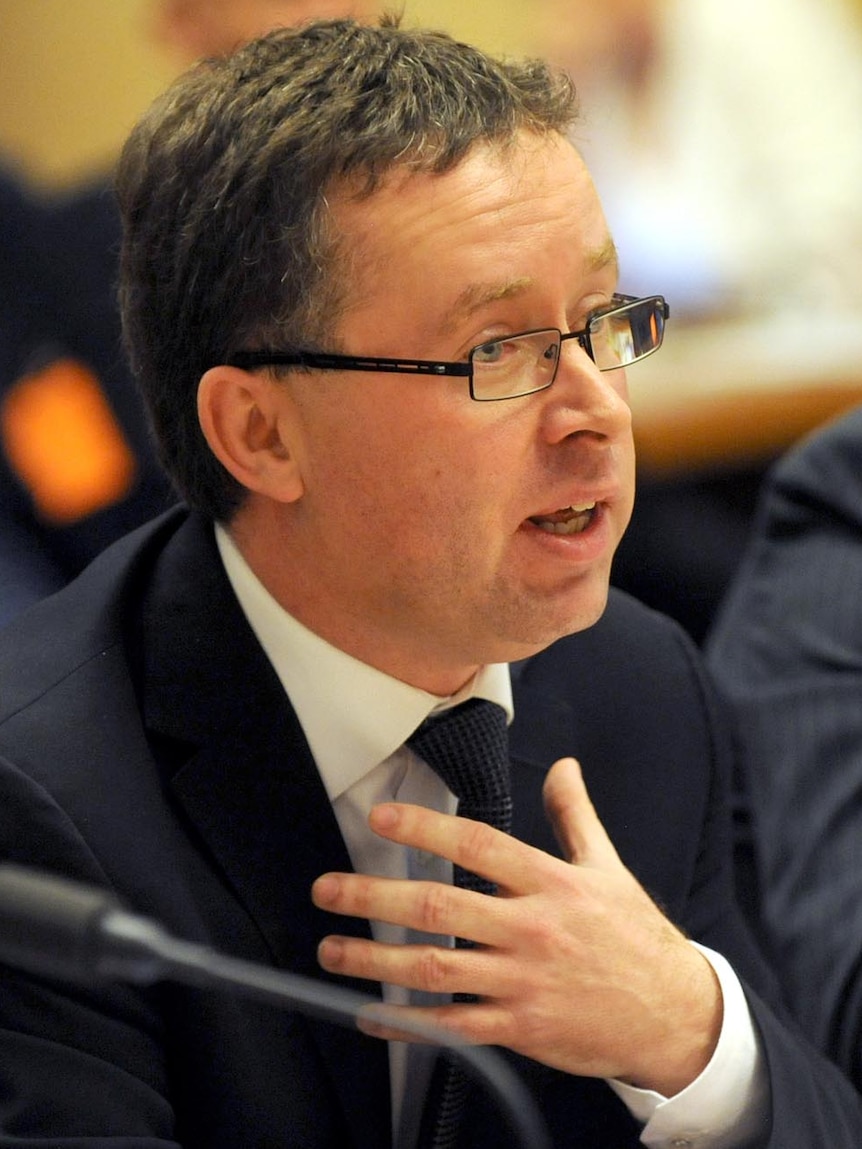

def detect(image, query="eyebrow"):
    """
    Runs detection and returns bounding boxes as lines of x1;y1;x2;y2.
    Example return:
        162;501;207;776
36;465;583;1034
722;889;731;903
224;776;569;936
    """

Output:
439;237;620;333
440;279;534;332
586;236;620;278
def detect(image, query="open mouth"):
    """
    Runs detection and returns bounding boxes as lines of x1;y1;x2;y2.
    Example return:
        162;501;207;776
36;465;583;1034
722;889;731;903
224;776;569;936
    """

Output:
528;502;597;536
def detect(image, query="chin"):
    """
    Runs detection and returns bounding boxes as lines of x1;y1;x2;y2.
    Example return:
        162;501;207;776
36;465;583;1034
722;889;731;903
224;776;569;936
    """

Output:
550;570;612;637
554;585;613;645
492;591;612;665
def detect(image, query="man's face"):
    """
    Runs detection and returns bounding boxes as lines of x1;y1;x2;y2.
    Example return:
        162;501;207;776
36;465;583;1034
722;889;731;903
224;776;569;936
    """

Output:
269;132;635;693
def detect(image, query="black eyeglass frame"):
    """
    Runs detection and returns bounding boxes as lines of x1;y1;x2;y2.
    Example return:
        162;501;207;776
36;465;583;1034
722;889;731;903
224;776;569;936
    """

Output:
226;293;669;401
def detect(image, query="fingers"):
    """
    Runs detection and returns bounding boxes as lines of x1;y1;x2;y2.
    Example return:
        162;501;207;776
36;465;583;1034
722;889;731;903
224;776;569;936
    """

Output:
542;757;622;870
312;871;511;948
363;757;623;893
318;934;505;1000
364;802;556;896
356;999;515;1049
320;938;519;1048
312;760;624;952
310;760;723;1089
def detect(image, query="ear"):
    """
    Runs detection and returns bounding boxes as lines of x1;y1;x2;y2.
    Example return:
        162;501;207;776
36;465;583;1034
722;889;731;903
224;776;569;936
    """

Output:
197;366;305;504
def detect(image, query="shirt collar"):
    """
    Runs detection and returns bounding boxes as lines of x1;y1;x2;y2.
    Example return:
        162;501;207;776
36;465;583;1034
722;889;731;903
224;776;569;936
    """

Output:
215;524;514;802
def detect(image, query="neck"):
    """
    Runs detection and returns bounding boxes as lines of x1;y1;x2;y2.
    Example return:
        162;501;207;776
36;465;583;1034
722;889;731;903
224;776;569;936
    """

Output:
223;512;485;697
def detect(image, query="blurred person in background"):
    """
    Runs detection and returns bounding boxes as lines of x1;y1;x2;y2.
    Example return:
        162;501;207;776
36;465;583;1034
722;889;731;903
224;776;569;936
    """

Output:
537;0;862;320
151;0;372;60
706;401;862;1091
0;0;374;628
534;0;862;644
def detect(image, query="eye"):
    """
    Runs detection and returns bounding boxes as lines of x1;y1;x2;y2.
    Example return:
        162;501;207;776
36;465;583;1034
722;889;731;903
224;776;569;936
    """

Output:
471;339;506;365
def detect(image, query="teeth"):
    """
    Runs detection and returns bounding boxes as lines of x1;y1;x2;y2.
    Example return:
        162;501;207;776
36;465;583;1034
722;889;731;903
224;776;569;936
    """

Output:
530;503;597;535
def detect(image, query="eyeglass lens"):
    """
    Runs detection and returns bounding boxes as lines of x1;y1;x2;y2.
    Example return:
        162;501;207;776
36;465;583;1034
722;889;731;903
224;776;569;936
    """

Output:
469;297;665;400
470;333;560;401
589;299;664;371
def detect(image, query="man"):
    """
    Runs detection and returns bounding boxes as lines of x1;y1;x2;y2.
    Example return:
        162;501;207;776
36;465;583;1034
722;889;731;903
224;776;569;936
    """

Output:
0;17;858;1148
707;402;862;1091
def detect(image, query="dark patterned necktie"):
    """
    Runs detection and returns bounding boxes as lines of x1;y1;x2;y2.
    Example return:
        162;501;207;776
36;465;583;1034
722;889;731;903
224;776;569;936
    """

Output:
407;698;512;1149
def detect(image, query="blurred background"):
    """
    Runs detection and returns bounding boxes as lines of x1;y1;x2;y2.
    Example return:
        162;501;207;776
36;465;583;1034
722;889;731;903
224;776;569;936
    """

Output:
0;0;533;190
2;0;862;641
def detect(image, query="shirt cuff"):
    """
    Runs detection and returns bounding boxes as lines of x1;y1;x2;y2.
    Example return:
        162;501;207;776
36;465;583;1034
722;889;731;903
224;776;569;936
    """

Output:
607;943;768;1148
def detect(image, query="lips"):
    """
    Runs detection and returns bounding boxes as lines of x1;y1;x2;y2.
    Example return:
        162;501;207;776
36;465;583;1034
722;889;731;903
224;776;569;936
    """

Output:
528;502;597;536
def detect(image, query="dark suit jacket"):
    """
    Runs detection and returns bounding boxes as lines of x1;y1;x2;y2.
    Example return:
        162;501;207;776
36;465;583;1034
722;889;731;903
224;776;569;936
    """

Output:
708;403;862;1090
0;507;859;1147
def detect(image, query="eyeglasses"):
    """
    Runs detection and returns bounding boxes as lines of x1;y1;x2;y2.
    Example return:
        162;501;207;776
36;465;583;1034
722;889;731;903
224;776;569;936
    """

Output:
227;293;669;402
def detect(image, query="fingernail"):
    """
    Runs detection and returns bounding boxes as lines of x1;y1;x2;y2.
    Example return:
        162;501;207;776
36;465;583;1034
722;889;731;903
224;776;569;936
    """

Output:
369;804;399;831
312;874;340;905
318;937;344;969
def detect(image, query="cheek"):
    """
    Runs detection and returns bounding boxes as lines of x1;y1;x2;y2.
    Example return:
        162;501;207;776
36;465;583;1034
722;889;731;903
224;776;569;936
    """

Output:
296;385;511;555
305;418;449;533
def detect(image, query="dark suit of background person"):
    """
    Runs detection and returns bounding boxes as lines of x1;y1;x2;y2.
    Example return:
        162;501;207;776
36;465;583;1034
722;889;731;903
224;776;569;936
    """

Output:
707;402;862;1089
0;505;859;1147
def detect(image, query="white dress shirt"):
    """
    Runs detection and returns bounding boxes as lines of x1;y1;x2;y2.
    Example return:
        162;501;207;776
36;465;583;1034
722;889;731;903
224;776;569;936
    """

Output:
215;524;767;1148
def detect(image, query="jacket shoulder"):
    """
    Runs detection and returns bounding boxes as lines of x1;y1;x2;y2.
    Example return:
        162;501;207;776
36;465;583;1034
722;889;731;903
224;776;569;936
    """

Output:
0;507;188;720
519;586;710;709
768;404;862;527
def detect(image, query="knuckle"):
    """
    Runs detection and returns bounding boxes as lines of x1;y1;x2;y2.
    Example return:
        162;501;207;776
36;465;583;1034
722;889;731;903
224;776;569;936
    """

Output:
346;876;376;916
495;1006;523;1047
469;1004;519;1047
517;900;556;946
353;940;380;978
519;907;557;954
415;946;454;993
417;881;456;933
457;818;497;866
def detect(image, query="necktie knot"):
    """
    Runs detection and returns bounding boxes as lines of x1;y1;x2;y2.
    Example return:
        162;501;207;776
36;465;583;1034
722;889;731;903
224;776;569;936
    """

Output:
407;698;512;837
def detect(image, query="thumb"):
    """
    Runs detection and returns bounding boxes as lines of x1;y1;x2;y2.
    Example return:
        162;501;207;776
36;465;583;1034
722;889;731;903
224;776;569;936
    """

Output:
543;757;623;869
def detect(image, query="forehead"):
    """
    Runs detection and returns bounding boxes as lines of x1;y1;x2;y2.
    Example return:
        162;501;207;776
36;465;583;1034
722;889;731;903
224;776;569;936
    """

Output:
328;132;615;336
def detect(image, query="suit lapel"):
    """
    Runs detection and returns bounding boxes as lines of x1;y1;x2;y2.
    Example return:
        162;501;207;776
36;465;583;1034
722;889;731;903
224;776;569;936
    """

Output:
509;669;576;858
138;513;391;1148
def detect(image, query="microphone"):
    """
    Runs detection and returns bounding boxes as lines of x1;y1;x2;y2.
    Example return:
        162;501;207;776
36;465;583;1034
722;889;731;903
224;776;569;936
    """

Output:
0;863;551;1149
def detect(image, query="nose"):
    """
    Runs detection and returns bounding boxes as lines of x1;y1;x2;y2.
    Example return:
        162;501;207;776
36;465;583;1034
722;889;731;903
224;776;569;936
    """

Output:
542;339;632;443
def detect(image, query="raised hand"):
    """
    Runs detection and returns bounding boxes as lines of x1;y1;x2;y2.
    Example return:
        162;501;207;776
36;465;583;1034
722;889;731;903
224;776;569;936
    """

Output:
312;756;722;1096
